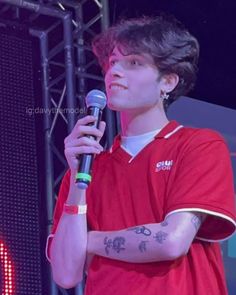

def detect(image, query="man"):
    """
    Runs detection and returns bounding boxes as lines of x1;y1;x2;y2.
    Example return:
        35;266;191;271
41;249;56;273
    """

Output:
48;15;236;294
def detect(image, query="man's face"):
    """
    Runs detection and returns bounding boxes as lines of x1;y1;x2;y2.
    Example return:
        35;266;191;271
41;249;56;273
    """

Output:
104;46;164;113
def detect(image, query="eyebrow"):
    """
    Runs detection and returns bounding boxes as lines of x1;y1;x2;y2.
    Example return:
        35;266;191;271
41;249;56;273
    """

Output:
109;52;146;59
109;53;154;66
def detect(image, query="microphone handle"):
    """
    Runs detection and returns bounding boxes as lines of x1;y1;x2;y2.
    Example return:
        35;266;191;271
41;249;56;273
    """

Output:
75;106;103;189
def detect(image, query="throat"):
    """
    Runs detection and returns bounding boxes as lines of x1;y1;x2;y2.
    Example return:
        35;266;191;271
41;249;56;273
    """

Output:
121;128;161;157
120;108;169;137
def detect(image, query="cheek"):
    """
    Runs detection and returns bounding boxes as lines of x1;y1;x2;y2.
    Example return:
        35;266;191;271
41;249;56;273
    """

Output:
104;74;109;89
104;76;111;97
130;77;159;96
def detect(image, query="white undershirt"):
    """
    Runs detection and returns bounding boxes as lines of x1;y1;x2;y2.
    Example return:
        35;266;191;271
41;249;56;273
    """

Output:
121;129;161;157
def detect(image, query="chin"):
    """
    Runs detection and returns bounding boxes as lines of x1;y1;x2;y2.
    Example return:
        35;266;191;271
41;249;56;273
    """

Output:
108;104;138;113
107;102;122;111
107;98;138;112
107;99;123;111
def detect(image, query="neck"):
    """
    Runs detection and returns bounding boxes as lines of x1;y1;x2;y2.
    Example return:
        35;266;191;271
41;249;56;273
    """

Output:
120;107;169;136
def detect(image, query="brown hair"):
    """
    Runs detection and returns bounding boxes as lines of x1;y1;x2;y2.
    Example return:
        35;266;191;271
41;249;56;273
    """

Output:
92;14;200;108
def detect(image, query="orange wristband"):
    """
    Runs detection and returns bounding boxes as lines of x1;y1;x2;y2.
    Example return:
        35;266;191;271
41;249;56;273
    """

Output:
63;204;87;215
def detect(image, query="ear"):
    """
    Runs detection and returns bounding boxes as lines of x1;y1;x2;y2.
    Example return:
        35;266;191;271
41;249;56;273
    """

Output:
161;73;179;93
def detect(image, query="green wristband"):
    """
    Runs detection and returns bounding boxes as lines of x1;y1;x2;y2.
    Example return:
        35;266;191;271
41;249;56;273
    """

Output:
76;172;92;182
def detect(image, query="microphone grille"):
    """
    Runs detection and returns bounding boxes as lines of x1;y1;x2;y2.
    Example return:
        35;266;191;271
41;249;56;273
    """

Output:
86;89;107;109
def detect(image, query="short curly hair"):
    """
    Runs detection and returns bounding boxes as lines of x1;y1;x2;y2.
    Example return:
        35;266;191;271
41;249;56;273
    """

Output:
92;14;200;108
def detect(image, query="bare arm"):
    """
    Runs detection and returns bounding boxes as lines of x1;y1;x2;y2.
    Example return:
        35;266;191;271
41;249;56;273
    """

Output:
50;174;87;289
49;116;106;289
87;212;206;263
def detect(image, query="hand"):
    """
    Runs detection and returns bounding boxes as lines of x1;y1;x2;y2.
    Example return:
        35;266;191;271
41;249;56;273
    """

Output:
64;115;106;175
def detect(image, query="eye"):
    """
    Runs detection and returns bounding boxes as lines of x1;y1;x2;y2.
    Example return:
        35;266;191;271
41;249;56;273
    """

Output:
109;59;117;67
129;58;143;67
129;59;142;66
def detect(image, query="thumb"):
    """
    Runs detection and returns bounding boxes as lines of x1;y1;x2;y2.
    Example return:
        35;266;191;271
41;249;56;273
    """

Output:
97;121;106;142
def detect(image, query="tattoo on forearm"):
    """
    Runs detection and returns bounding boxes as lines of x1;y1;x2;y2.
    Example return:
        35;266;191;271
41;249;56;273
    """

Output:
104;236;126;255
139;241;149;253
191;215;203;232
153;231;168;244
127;226;151;236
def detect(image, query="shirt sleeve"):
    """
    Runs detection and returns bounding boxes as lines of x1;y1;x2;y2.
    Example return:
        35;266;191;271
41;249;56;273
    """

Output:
165;129;236;242
45;169;71;261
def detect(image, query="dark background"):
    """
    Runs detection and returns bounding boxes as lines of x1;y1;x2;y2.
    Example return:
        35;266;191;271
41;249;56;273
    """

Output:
109;0;236;110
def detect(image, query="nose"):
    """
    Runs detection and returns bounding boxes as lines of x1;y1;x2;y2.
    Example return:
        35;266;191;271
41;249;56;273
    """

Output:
110;62;124;78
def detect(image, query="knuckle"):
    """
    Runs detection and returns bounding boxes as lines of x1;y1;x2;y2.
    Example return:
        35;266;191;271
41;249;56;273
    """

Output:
77;125;82;133
78;137;87;145
64;147;71;156
64;136;69;145
79;146;85;154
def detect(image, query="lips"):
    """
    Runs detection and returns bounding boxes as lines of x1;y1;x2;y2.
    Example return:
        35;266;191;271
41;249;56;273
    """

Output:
109;82;128;90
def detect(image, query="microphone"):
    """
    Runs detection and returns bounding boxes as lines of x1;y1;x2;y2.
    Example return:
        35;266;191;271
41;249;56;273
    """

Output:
76;89;107;189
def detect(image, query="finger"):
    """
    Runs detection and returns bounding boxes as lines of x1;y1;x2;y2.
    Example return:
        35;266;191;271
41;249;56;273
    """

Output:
99;121;106;133
71;115;97;135
76;115;97;126
65;137;103;151
67;125;103;142
65;146;102;157
77;125;104;138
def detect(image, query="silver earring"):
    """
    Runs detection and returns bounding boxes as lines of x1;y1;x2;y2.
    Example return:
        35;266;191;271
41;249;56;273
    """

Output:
161;91;169;100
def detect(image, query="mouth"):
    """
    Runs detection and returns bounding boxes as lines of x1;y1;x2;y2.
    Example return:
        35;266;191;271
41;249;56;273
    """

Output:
109;83;128;90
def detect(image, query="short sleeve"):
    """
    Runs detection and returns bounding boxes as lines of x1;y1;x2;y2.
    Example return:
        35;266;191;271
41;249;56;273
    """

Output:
165;129;236;241
45;169;71;261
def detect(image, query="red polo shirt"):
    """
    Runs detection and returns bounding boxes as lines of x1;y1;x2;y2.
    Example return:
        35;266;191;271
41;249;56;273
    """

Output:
50;121;236;295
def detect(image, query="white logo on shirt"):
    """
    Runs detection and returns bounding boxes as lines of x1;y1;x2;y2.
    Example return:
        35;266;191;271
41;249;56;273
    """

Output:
155;160;173;172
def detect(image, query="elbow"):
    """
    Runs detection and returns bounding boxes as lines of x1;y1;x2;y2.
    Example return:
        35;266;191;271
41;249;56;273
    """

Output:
49;241;86;288
165;236;190;261
50;252;84;289
52;269;83;289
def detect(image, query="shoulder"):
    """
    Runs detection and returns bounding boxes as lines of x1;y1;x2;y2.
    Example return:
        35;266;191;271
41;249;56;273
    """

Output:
175;125;227;151
179;125;225;142
165;125;231;164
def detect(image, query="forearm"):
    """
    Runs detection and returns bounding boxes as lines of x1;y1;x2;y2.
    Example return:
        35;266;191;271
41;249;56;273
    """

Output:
87;212;205;263
50;173;87;288
87;224;176;263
